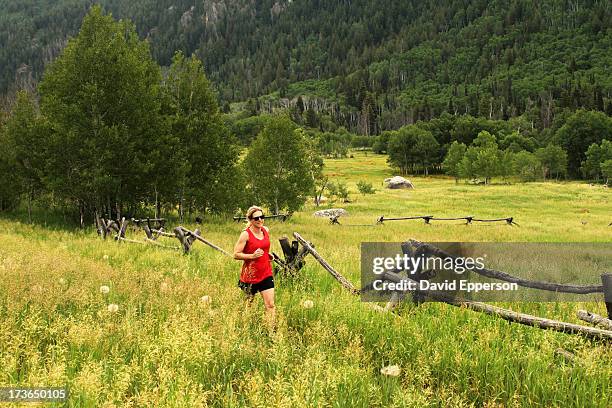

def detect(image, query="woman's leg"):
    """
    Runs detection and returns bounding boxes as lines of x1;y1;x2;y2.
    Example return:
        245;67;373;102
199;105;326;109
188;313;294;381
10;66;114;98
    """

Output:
260;288;275;329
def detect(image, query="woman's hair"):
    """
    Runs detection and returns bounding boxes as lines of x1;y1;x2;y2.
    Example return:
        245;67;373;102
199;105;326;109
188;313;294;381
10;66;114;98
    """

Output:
245;206;264;225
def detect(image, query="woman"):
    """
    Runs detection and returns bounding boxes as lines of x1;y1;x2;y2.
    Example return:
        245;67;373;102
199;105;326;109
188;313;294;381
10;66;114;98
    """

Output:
233;206;275;326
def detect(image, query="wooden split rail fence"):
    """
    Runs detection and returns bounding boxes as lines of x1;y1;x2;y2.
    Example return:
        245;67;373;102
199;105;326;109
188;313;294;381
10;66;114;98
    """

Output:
233;213;292;222
291;232;612;341
94;217;612;341
328;214;518;226
375;215;518;226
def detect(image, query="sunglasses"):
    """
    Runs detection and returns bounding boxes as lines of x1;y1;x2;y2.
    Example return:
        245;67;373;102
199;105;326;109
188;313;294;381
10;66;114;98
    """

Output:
250;215;265;221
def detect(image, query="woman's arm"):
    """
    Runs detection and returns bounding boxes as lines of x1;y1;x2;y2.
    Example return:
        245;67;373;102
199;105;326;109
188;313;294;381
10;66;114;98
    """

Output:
233;231;263;260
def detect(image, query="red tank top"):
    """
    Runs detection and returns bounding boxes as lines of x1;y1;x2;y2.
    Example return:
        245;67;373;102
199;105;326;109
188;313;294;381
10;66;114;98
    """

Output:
239;227;273;284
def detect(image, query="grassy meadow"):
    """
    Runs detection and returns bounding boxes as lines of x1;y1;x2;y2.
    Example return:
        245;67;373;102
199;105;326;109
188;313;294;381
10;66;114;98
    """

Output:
0;151;611;407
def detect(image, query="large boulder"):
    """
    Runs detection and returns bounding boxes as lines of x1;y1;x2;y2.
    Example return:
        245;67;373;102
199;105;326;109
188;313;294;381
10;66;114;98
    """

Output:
313;208;348;218
384;176;414;189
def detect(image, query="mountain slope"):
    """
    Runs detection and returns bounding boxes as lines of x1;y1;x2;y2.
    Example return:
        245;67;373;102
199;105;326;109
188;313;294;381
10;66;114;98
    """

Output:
1;0;610;131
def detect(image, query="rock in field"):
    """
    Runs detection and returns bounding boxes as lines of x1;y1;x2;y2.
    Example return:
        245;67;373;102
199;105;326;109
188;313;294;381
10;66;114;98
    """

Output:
313;208;348;218
384;176;414;189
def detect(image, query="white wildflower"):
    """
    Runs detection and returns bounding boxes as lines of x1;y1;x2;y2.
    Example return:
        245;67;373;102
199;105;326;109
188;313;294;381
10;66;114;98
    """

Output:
100;285;110;294
302;299;314;309
200;295;211;306
380;365;401;377
107;304;119;313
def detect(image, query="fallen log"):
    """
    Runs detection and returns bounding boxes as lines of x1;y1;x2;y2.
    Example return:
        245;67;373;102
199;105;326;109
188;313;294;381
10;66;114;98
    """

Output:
554;348;577;362
151;229;175;238
292;233;612;340
117;237;147;245
179;227;232;257
408;240;604;294
379;272;612;341
293;232;359;295
577;310;612;330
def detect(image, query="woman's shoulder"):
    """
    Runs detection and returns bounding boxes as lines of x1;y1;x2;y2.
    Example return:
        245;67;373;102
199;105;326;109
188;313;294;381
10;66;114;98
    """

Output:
263;226;269;233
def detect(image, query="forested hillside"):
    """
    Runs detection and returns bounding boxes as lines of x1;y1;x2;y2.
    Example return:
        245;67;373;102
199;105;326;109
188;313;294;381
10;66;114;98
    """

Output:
2;0;611;133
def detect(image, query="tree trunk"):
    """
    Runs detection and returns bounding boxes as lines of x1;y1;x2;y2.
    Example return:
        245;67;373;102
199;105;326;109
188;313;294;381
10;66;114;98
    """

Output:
154;187;160;219
79;201;85;229
116;201;121;222
179;189;184;222
27;187;32;224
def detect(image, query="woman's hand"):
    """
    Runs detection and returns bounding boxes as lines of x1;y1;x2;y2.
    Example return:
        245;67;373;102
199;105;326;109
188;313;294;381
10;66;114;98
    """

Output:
251;248;264;259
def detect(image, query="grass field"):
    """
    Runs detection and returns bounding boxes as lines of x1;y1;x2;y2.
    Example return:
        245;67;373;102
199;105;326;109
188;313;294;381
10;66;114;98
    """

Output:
0;151;610;407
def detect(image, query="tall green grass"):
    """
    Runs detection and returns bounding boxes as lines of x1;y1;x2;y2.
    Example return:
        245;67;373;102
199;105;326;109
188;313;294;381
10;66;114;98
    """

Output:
0;151;610;407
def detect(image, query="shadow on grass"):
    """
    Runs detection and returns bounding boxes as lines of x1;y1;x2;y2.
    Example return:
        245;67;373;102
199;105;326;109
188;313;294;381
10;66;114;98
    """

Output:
0;207;84;233
0;205;244;233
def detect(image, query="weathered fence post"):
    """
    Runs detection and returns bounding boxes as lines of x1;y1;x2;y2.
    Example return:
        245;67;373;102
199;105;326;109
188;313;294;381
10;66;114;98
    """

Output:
602;274;612;320
95;212;104;237
115;217;129;241
143;224;153;240
174;227;200;254
277;236;308;276
330;215;341;225
400;240;434;304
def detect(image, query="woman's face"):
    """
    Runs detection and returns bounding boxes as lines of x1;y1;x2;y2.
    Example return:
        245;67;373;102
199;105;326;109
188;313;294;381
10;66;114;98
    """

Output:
249;211;265;227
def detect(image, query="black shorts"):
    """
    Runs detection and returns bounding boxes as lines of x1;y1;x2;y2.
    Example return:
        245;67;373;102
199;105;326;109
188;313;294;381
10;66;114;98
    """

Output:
238;276;274;296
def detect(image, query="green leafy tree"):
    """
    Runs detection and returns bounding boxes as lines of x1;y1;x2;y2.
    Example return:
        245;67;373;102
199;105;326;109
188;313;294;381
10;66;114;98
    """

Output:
513;151;542;181
473;146;501;183
458;131;501;184
305;107;318;128
387;125;437;175
301;129;326;203
336;182;350;203
535;144;568;180
0;117;21;211
500;132;537;152
3;91;47;220
317;131;350;158
601;160;612;185
556;110;612;177
162;51;243;216
38;5;162;220
443;141;467;183
243;116;316;213
581;140;612;181
372;130;394;154
498;149;516;182
231;115;271;145
414;130;440;175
